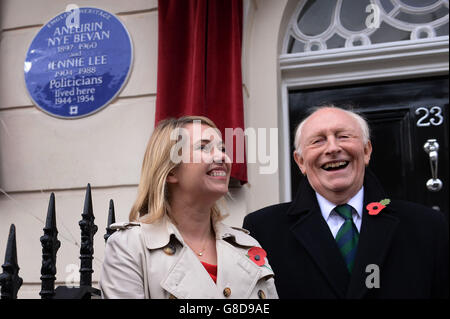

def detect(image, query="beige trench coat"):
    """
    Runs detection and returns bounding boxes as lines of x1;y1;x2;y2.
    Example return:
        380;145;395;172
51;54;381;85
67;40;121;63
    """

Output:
99;215;279;299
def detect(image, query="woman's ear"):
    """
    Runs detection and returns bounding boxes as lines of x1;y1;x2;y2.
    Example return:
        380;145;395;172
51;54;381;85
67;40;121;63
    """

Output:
166;169;178;184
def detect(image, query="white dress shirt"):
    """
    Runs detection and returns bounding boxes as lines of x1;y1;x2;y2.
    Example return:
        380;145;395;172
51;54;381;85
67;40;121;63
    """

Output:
315;187;364;238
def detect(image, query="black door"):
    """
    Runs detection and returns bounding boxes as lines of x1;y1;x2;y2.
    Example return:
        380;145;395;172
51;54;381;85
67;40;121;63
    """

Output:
289;76;449;222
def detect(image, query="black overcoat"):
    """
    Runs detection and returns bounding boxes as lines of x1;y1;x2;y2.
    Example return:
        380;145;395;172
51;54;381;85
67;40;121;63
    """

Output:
243;170;449;299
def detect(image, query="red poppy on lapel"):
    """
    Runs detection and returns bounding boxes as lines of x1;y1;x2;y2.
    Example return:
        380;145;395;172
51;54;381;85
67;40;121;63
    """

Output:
247;247;267;266
367;198;391;215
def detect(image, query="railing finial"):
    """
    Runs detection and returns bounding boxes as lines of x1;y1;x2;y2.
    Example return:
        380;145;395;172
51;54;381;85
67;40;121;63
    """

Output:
40;192;61;299
79;183;98;287
0;224;23;299
104;199;116;242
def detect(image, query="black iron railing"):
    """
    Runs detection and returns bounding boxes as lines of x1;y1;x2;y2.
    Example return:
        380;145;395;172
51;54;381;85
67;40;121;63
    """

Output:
39;192;60;299
0;224;23;299
0;184;117;299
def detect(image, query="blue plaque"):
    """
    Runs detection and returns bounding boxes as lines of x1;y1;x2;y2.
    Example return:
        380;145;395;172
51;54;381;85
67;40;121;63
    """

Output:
24;7;133;119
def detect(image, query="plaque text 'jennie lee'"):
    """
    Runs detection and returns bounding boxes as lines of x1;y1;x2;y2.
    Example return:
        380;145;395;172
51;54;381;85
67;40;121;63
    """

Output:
24;7;133;119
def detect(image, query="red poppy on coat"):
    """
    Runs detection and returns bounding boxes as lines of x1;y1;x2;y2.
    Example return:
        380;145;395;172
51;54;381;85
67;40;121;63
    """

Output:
367;198;391;215
247;247;267;266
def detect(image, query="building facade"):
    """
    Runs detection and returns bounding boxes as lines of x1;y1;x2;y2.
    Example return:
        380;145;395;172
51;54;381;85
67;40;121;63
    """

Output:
0;0;448;298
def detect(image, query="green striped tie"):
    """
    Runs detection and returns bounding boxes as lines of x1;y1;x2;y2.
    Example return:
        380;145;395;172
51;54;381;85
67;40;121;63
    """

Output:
334;204;359;273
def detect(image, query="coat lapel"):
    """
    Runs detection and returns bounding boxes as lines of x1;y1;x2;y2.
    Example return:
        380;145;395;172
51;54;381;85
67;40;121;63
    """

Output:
345;207;399;298
288;178;350;298
142;216;219;298
216;240;267;299
159;221;273;299
160;246;220;298
346;170;399;298
214;223;274;298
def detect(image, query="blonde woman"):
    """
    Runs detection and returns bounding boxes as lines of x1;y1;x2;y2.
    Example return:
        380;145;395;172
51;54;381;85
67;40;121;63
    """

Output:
100;116;278;299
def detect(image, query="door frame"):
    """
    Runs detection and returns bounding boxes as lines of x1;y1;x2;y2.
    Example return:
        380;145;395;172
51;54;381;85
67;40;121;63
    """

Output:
279;37;449;202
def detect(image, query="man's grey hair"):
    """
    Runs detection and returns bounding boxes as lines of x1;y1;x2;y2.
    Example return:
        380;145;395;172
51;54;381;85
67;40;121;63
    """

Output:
294;105;371;156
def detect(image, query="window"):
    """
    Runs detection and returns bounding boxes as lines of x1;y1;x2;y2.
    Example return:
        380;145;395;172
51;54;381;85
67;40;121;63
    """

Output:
284;0;449;54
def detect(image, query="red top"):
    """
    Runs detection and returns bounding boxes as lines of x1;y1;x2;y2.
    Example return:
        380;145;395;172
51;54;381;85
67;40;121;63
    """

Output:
201;261;217;283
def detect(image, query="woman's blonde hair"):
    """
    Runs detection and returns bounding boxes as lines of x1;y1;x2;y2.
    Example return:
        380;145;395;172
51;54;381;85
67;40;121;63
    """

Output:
129;115;226;224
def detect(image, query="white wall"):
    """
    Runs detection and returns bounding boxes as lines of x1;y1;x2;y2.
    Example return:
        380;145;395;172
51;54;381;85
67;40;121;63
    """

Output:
242;0;289;211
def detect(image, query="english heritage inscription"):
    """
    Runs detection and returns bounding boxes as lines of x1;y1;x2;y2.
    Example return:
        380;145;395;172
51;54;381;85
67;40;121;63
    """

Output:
24;7;133;119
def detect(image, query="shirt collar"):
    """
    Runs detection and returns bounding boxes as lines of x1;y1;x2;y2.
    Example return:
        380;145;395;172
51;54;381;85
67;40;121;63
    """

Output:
315;187;364;220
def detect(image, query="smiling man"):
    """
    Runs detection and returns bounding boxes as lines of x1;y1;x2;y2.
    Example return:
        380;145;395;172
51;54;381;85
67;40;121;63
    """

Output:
243;106;449;299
